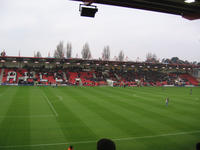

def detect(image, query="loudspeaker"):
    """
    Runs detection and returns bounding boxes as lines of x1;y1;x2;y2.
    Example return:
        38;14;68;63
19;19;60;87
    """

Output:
79;4;98;17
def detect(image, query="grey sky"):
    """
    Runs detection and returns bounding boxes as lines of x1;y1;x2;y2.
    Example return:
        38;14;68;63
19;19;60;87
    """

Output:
0;0;200;62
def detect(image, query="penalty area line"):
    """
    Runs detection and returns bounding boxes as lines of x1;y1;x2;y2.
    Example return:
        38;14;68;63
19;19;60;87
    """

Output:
43;93;58;117
1;130;200;148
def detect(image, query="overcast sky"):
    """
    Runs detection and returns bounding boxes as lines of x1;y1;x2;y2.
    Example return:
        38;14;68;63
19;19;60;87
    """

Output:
0;0;200;62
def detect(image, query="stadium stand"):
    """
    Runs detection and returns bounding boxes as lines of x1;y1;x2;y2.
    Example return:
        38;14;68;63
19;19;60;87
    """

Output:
0;56;199;86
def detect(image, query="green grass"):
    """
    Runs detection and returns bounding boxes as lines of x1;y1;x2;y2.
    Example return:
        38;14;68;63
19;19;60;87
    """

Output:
0;86;200;150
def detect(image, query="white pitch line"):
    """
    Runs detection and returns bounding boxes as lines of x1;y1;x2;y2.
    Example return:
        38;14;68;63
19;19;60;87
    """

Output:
43;93;58;117
113;130;200;141
0;115;54;118
1;130;200;148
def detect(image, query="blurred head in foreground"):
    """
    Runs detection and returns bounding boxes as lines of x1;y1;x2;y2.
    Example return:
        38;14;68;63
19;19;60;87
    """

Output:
197;142;200;150
97;138;116;150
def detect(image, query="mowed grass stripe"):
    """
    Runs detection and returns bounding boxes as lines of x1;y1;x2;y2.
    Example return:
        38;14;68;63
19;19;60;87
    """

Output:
69;87;156;138
0;86;9;95
116;133;198;150
0;86;199;150
119;87;200;127
42;87;98;142
133;87;200;109
1;130;200;149
63;87;140;137
57;88;170;150
0;87;19;117
138;87;200;102
87;87;195;136
123;87;200;119
84;86;200;130
128;88;200;129
29;87;56;116
56;87;127;138
113;87;199;117
98;87;199;130
122;87;200;118
86;87;180;134
124;87;199;107
30;87;66;145
0;87;31;148
86;87;200;149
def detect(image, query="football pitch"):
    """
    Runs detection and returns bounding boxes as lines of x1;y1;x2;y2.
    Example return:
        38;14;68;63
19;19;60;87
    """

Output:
0;86;199;150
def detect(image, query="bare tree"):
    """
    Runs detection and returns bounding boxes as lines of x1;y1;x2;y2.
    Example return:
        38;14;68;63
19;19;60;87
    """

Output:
171;57;179;64
102;46;110;60
81;43;91;59
118;50;124;61
146;52;158;63
54;41;65;58
192;61;197;65
34;51;42;57
1;50;6;56
66;42;72;59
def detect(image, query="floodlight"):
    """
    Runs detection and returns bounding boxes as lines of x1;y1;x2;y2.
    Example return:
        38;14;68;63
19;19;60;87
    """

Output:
184;0;195;3
79;4;98;17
